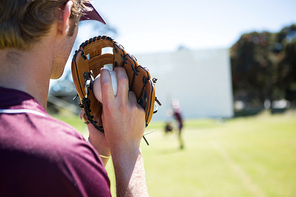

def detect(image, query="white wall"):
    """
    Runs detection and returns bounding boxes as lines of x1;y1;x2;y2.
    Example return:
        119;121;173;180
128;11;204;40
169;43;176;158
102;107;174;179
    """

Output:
135;48;234;121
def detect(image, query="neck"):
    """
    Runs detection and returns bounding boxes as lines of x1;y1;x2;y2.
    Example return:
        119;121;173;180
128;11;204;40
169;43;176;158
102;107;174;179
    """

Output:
0;41;55;109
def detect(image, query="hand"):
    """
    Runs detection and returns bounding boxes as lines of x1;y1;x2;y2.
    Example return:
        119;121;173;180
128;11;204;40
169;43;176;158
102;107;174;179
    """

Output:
100;67;148;196
100;67;145;153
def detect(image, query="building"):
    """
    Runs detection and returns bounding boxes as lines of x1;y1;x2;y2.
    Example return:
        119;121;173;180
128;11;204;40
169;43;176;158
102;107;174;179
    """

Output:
135;48;233;121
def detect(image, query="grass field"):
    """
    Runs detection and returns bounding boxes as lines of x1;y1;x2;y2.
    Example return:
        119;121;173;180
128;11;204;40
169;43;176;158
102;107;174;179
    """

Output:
53;110;296;197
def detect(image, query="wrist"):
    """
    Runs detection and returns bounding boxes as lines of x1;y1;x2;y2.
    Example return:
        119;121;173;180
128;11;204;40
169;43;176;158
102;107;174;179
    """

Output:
87;136;111;157
111;145;141;163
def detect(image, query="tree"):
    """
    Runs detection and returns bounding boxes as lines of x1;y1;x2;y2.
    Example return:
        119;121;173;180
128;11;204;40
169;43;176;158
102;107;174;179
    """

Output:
230;31;277;107
274;25;296;103
231;24;296;111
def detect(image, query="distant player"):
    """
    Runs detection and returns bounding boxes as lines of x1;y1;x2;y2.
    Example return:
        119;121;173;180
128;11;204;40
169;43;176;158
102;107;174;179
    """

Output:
166;99;184;149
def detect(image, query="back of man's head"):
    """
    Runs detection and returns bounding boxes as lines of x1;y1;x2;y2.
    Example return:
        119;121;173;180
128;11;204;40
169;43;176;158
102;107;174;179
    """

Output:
0;0;87;50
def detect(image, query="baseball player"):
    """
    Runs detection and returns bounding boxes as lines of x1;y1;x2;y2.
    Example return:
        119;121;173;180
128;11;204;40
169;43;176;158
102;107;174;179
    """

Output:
172;99;184;149
0;1;148;196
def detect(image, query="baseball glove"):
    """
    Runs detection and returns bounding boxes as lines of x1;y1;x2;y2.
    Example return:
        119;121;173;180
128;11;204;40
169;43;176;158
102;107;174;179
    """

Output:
71;35;161;134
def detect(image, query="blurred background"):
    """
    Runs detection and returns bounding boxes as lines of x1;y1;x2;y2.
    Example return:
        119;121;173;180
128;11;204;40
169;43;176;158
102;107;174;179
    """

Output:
48;0;296;196
48;0;296;118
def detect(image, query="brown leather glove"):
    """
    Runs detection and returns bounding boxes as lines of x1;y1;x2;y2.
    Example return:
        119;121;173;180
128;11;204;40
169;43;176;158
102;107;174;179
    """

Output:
71;35;161;133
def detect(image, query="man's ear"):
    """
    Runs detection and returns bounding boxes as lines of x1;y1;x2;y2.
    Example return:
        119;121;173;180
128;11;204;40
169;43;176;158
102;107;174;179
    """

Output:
57;1;73;36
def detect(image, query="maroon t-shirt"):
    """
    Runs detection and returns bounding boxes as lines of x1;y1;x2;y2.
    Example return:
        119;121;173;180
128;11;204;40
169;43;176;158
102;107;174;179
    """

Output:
0;87;111;197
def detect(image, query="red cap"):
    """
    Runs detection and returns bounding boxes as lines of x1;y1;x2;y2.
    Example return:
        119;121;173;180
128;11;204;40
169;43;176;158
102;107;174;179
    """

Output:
79;3;106;24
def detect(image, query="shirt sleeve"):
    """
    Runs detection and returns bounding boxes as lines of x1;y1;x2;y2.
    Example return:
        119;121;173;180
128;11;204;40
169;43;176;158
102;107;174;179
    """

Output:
55;135;112;197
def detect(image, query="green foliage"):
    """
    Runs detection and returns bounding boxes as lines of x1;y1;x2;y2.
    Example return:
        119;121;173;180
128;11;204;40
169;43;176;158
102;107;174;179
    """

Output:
275;24;296;101
231;31;277;104
231;24;296;106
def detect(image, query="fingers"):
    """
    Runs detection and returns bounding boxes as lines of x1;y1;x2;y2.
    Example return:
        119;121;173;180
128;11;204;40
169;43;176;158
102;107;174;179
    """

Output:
129;91;145;120
101;67;129;104
114;67;129;100
128;91;137;106
100;68;115;103
99;67;146;152
128;91;142;111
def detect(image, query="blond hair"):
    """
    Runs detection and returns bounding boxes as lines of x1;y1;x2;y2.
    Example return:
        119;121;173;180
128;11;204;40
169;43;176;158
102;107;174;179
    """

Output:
0;0;88;50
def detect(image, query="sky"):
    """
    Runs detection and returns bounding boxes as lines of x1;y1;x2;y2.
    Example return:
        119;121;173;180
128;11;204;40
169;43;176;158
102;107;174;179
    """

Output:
86;0;296;54
51;0;296;85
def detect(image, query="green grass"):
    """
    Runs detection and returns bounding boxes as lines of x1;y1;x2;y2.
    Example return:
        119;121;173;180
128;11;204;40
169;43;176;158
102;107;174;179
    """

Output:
52;110;296;197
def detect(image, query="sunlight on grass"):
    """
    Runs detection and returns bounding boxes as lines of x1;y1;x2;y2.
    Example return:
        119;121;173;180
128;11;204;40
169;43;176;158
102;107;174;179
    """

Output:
52;110;296;197
142;110;296;197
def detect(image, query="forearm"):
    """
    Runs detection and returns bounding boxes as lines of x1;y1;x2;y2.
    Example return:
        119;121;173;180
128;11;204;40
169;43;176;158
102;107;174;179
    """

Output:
112;148;148;197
